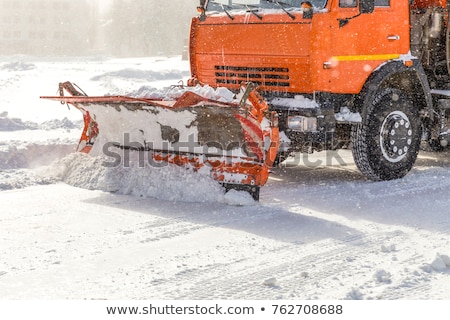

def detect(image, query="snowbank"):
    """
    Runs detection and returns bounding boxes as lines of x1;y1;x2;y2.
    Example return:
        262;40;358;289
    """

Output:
0;113;82;132
1;61;36;72
0;169;57;191
0;113;38;131
0;114;81;170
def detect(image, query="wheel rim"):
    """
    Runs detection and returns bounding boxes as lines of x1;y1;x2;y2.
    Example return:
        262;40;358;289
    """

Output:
379;111;413;163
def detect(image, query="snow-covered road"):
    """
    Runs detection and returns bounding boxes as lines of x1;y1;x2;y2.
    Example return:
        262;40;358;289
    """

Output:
1;57;450;300
1;150;450;299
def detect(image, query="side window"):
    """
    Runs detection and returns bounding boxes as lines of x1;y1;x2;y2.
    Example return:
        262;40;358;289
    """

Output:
339;0;357;8
375;0;390;6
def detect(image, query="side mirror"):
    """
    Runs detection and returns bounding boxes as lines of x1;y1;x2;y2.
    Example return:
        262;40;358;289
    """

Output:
340;1;374;28
197;0;207;21
197;6;206;21
360;0;375;14
301;1;313;19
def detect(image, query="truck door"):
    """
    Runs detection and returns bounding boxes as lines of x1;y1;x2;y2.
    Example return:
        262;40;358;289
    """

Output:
327;0;410;94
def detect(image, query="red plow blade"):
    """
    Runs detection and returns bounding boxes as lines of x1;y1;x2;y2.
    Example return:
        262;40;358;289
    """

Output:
41;82;279;200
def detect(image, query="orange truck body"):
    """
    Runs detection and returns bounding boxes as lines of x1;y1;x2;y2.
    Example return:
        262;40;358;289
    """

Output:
189;0;450;181
191;1;444;95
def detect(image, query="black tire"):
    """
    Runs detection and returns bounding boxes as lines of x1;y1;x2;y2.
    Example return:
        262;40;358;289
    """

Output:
351;88;421;181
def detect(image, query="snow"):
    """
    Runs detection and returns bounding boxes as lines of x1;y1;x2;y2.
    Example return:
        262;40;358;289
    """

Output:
335;106;362;123
131;83;236;103
1;56;450;300
271;95;319;110
46;152;227;203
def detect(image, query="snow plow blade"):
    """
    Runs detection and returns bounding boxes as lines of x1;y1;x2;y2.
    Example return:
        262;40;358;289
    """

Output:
41;82;279;200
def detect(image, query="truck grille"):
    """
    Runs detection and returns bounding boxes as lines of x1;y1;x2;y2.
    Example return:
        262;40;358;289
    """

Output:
215;66;290;87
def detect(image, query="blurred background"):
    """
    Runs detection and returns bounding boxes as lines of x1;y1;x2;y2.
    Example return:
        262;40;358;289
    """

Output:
0;0;196;57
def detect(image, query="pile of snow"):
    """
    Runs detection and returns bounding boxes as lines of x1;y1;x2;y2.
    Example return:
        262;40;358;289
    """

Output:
373;269;392;284
0;112;38;131
43;153;108;191
0;112;82;131
129;84;236;103
421;253;450;273
0;114;81;170
0;142;77;170
105;158;225;203
222;189;255;206
271;95;319;110
0;169;57;191
346;288;364;300
335;107;362;123
165;84;236;102
1;61;36;72
39;118;83;130
45;152;256;205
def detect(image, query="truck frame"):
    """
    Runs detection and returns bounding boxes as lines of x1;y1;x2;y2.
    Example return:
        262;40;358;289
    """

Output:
190;0;450;181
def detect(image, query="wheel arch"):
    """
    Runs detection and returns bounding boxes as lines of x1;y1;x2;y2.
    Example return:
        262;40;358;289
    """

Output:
355;59;434;122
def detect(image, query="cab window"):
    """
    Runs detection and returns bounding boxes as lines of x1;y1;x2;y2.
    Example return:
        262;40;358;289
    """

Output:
375;0;390;6
339;0;357;8
339;1;390;8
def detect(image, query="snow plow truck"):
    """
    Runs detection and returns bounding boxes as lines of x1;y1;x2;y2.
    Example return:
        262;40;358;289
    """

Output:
42;0;450;199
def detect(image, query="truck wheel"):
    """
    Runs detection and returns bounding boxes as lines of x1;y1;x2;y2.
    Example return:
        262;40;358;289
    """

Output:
351;88;421;181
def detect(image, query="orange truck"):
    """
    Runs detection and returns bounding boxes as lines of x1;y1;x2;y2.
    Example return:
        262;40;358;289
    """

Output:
191;0;450;181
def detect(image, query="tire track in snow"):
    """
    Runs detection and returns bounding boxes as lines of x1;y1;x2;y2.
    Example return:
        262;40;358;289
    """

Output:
145;230;434;299
125;206;449;300
138;220;207;243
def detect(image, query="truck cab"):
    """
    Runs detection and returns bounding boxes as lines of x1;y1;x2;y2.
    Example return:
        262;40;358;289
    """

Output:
190;1;450;181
